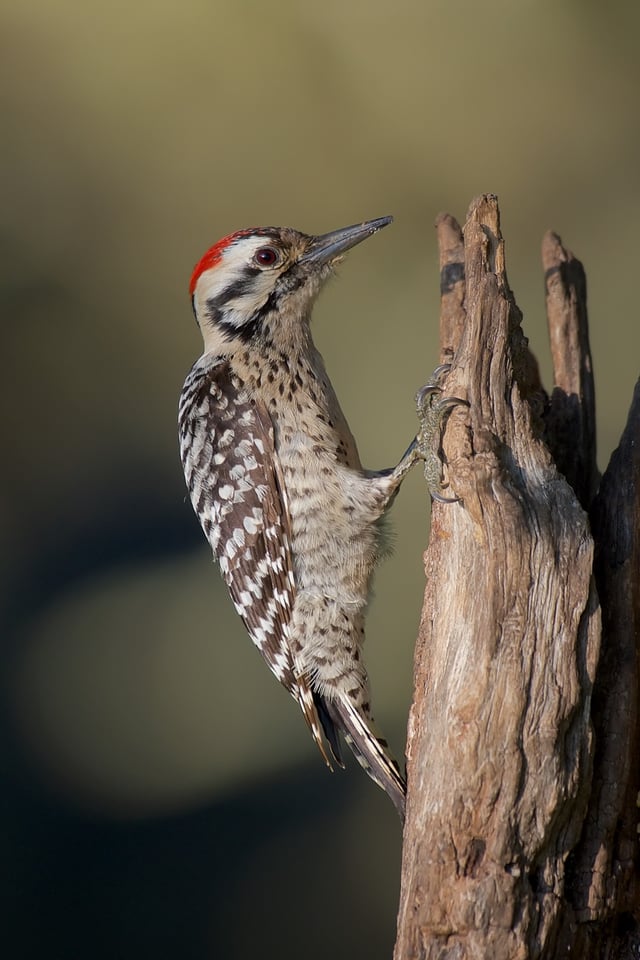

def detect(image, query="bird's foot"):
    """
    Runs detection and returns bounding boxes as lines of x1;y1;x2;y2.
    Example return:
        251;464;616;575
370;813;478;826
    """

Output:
414;364;467;502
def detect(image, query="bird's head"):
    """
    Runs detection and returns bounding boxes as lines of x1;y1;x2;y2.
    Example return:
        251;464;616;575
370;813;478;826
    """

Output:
189;217;393;355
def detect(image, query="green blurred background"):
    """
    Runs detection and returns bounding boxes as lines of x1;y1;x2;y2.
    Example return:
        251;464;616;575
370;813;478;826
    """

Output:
2;1;639;957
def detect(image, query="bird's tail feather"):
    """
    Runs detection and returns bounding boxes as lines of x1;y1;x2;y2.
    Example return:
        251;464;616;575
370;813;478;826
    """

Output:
323;696;406;820
313;692;345;769
295;679;344;771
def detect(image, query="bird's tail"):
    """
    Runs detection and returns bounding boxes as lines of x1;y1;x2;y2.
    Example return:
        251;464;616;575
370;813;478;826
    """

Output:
323;696;406;820
294;677;345;771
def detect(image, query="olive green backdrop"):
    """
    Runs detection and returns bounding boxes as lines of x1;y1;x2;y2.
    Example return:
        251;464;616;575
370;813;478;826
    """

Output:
3;2;639;957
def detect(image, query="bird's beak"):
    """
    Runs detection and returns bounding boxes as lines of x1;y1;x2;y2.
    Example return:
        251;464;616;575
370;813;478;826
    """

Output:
300;216;393;265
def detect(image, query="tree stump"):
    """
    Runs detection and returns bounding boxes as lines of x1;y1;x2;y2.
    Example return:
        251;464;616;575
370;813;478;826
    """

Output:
394;195;639;959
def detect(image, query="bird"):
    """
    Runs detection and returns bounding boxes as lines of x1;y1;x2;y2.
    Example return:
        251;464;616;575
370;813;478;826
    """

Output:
178;217;459;819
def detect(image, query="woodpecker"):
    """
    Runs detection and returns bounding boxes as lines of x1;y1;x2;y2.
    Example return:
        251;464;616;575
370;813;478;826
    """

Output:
178;217;459;819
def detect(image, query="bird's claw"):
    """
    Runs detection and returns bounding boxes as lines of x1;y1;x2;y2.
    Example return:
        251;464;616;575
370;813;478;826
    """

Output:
414;364;467;502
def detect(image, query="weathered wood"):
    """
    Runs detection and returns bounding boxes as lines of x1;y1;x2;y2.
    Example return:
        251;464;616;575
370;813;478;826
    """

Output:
542;231;599;509
561;383;640;958
394;196;608;958
436;211;466;363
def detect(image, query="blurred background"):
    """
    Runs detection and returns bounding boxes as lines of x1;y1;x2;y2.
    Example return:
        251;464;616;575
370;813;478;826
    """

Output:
2;1;639;957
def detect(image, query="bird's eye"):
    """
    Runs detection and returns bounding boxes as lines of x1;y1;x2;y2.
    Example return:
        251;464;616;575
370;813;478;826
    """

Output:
254;247;279;267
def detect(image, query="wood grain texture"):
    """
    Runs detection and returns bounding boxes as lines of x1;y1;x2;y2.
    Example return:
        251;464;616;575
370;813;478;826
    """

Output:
393;195;636;958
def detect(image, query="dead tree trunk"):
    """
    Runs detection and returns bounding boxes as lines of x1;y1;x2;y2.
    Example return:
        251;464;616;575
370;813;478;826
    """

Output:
394;195;640;959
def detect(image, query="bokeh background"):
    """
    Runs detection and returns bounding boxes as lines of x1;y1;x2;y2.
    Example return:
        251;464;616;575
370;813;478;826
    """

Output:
2;2;639;957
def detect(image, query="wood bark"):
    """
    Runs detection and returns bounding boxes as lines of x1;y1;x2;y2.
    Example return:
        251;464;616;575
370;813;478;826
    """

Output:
394;195;640;959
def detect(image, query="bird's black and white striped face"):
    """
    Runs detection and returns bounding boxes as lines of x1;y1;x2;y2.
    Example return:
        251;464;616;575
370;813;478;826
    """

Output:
190;227;313;351
189;218;393;355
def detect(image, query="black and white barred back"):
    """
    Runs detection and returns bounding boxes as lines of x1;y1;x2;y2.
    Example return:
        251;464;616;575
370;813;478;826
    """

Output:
179;354;334;767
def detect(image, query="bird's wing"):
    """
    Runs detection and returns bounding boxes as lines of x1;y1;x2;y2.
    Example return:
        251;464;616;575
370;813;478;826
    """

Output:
179;355;337;768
